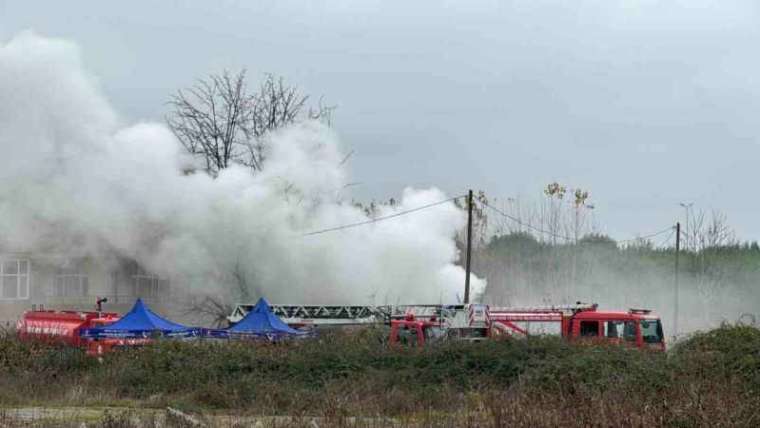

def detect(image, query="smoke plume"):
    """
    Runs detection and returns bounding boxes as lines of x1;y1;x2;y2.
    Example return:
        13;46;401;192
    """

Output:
0;32;485;305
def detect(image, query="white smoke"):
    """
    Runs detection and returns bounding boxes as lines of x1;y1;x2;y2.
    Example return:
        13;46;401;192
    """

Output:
0;31;485;305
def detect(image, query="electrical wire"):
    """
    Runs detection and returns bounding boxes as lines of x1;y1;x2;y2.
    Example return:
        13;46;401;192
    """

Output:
616;226;674;244
302;195;465;237
478;199;574;241
303;191;676;247
655;228;676;248
479;199;675;245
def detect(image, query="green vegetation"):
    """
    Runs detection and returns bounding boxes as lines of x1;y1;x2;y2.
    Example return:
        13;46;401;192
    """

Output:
476;232;760;331
1;326;759;426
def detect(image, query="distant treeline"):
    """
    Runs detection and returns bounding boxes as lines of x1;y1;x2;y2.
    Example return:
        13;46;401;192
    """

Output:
474;232;760;332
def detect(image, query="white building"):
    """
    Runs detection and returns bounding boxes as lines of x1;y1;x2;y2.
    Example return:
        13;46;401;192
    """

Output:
0;252;171;325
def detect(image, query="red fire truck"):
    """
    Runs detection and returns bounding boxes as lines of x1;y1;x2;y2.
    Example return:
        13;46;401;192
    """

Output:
382;303;664;350
489;303;666;351
230;301;666;350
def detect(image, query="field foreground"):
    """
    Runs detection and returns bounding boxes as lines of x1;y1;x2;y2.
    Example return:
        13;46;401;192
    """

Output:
0;326;759;427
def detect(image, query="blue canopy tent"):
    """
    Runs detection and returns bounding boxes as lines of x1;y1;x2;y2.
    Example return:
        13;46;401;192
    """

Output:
80;298;201;339
209;298;311;340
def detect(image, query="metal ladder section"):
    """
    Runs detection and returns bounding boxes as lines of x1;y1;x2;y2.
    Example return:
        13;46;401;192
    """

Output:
227;304;469;325
227;302;599;325
488;303;597;322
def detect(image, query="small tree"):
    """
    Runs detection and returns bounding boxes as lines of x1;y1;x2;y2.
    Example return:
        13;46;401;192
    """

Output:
543;182;567;245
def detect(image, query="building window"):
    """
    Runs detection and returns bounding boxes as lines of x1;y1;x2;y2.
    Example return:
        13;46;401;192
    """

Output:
54;260;89;297
51;259;90;297
0;259;30;300
132;266;169;299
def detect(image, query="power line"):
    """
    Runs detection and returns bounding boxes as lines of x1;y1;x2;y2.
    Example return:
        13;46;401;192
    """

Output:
480;199;674;245
655;228;676;248
616;226;674;244
302;195;465;237
478;199;574;241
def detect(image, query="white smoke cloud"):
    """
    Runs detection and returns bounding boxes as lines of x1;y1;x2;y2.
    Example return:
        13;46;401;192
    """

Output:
0;31;485;305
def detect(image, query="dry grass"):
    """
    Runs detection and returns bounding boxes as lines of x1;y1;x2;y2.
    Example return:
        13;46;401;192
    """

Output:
0;325;759;426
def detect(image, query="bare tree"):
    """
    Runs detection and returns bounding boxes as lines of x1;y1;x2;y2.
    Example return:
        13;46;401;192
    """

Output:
680;207;738;324
487;185;595;245
167;70;252;176
454;190;490;253
167;70;333;177
543;182;567;245
182;296;233;328
683;208;736;252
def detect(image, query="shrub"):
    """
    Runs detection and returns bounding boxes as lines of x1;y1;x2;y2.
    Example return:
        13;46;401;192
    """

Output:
1;326;759;421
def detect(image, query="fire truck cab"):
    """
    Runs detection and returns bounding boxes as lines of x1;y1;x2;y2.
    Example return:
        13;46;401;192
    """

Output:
390;315;439;347
568;308;665;350
389;304;491;346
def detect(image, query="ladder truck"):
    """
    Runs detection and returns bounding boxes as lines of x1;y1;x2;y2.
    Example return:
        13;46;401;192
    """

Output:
489;303;666;351
229;301;665;350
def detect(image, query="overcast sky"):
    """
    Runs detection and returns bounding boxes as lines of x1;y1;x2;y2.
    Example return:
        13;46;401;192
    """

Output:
2;0;760;241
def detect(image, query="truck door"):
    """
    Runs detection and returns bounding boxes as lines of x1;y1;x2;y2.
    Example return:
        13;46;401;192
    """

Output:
571;320;601;342
579;320;601;338
624;321;639;347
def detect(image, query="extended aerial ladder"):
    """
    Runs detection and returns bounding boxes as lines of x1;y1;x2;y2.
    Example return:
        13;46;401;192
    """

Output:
228;303;478;327
229;302;599;336
228;301;665;350
228;304;394;326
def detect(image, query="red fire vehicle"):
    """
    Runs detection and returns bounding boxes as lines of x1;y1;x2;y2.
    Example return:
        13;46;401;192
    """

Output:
230;301;665;350
389;304;490;347
17;305;119;347
387;303;665;350
489;303;666;351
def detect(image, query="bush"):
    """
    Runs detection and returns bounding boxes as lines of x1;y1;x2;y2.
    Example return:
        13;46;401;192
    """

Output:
1;326;759;422
671;324;760;391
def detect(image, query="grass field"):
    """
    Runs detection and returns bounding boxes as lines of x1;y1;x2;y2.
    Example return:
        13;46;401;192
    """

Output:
0;325;759;427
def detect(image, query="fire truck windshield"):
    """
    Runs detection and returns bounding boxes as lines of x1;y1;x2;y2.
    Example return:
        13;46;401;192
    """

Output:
640;319;663;344
424;326;445;341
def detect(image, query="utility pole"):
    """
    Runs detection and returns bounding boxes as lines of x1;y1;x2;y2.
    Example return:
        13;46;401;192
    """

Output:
464;189;473;304
674;222;681;340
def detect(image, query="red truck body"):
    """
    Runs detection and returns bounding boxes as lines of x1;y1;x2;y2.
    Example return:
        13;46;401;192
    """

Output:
16;310;119;347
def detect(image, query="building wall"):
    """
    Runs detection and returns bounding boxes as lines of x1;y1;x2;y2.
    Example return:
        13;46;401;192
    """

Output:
0;253;171;324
